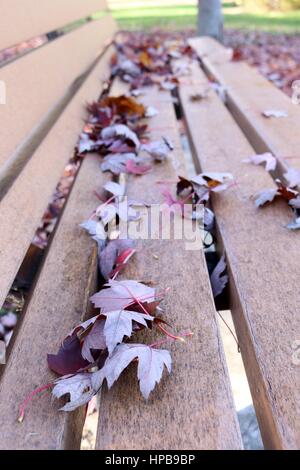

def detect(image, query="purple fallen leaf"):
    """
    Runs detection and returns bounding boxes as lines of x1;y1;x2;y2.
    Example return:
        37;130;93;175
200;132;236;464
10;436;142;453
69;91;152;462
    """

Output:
210;255;228;298
118;57;141;77
145;106;158;118
253;188;278;207
91;343;172;399
103;181;125;198
101;153;143;175
102;310;153;355
99;239;136;280
80;219;107;244
142;140;171;162
289;197;300;209
101;124;140;149
284;167;300;188
81;319;106;363
47;334;90;376
77;134;99;154
109;248;136;279
52;373;95;411
126;158;152;175
90;279;156;312
262;109;288;118
204;207;215;230
160;81;177;91
243;152;277;172
286;216;300;230
192;172;233;187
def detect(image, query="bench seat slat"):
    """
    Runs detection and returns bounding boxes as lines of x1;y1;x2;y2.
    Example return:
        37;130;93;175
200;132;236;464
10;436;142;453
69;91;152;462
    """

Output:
189;37;300;178
179;62;300;449
0;45;114;311
96;87;242;450
0;15;117;185
0;51;114;445
0;0;108;50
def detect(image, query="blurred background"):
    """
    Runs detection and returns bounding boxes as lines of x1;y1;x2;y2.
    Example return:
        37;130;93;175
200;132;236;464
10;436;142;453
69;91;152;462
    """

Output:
108;0;300;32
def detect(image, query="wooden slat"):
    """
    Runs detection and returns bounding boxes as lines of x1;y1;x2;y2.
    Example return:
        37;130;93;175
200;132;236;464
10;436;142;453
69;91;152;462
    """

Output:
0;0;108;50
0;57;114;449
0;15;116;189
189;37;300;177
179;62;300;449
0;45;113;316
96;87;242;450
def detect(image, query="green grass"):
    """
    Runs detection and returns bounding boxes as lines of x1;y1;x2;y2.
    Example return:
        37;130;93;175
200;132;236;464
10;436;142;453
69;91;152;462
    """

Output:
109;4;300;33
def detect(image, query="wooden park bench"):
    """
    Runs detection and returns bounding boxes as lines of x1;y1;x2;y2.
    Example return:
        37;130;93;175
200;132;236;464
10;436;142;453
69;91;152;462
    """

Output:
0;1;299;450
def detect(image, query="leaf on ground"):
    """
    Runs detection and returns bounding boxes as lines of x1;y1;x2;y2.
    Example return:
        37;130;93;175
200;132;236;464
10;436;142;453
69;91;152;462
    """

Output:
101;153;142;175
286;216;300;230
101;95;145;118
192;172;234;189
145;106;158;118
289;197;300;209
81;318;107;363
102;310;153;355
262;109;288;118
92;343;171;399
77;133;101;155
276;179;299;201
52;373;95;412
117;57;141;77
284;167;300;188
103;181;126;198
47;334;90;376
210;255;228;298
80;219;107;243
253;188;278;207
90;279;156;312
101;124;140;149
204;207;215;231
99;239;136;280
243;152;277;172
142;140;172;162
126;158;152;175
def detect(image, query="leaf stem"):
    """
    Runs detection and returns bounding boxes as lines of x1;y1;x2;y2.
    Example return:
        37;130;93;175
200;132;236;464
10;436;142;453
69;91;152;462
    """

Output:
18;383;53;423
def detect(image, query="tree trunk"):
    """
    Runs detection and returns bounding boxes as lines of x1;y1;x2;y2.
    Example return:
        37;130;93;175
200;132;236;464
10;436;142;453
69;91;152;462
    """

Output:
198;0;223;42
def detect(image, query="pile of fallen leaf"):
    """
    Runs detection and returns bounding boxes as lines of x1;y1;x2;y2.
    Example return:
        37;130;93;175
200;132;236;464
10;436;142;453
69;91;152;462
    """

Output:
19;31;235;418
224;30;300;97
17;29;300;417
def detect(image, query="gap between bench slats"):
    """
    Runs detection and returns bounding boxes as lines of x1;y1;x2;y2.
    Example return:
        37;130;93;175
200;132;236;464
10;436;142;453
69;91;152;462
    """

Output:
0;0;108;51
0;53;116;448
189;37;300;180
179;62;300;449
0;15;117;194
95;85;243;450
0;44;115;312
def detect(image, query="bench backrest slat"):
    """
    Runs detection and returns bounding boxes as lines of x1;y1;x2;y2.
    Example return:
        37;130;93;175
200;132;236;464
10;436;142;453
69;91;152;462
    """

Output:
0;15;117;195
0;0;108;50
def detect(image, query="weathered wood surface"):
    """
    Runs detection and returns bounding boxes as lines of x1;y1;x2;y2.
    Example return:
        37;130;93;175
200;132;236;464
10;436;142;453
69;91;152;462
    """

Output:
0;46;113;312
189;37;300;177
0;0;108;50
179;61;300;449
96;86;242;450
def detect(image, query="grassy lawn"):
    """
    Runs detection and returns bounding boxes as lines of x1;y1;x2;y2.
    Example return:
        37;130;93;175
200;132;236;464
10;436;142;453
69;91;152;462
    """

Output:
108;4;300;33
